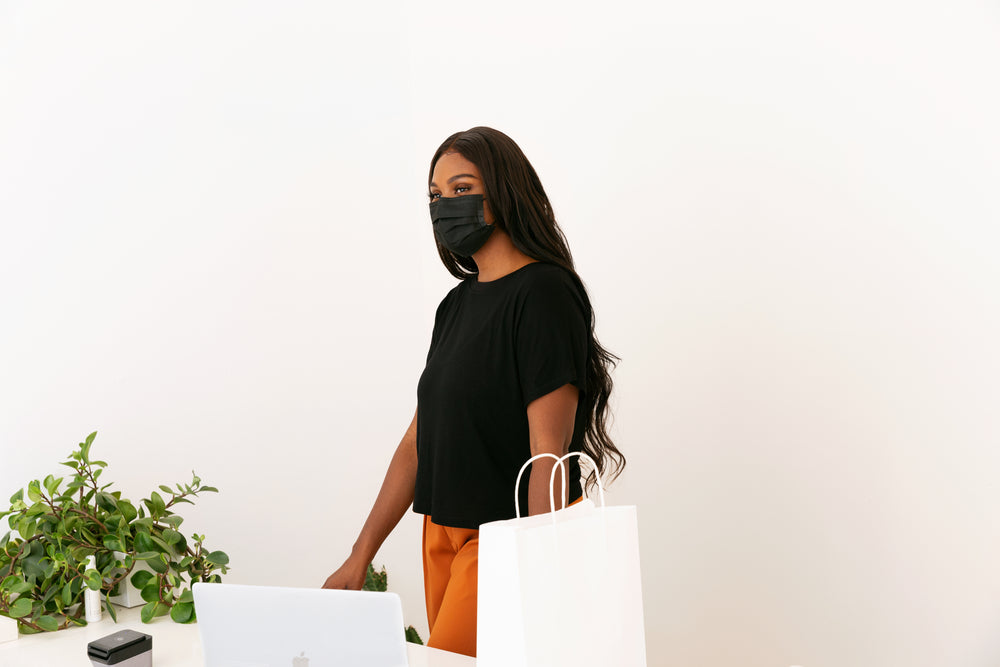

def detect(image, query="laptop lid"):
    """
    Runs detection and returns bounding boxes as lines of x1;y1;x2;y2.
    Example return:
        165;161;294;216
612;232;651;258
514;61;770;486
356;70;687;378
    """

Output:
192;582;409;667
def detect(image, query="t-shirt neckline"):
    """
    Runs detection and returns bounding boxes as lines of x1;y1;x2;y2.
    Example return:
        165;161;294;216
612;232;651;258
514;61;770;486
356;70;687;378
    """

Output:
468;261;545;293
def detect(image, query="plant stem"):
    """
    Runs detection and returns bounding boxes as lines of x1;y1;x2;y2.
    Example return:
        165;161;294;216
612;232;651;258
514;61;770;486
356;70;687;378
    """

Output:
17;618;43;632
5;534;44;578
59;533;94;550
163;491;195;511
83;462;101;517
67;508;106;532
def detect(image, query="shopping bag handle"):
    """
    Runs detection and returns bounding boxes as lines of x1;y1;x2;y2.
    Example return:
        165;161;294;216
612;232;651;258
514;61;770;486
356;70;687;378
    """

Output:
515;453;561;519
549;452;606;515
514;452;607;519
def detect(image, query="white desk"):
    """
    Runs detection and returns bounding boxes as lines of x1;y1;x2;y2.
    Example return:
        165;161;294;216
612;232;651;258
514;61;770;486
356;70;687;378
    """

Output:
0;607;475;667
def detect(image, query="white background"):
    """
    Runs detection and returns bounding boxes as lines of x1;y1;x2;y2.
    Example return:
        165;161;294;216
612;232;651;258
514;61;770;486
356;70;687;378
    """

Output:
2;1;999;665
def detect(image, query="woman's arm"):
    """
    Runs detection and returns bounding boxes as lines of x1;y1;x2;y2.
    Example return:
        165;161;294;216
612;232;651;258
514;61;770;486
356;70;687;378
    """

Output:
526;384;580;516
322;406;419;589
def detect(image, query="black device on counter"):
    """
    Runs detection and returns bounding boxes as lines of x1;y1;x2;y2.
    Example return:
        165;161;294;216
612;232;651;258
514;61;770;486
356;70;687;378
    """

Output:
87;629;153;666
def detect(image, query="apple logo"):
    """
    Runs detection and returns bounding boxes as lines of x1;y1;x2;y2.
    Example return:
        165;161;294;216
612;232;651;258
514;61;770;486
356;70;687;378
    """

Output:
291;650;309;667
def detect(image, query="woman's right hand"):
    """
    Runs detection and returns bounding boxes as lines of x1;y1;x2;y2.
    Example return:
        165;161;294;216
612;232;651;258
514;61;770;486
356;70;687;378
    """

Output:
322;555;368;590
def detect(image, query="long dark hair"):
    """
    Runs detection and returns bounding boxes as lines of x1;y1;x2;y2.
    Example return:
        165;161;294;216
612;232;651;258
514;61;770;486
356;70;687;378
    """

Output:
428;126;625;490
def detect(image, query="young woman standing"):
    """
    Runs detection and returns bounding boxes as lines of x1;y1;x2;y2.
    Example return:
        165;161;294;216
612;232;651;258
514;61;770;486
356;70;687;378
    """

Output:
322;127;624;658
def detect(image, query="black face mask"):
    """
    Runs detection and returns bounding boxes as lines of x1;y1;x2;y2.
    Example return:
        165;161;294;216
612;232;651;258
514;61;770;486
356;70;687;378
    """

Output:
429;194;495;257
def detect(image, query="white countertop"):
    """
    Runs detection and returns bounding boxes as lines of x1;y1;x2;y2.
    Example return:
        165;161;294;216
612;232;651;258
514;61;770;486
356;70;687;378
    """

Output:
0;607;475;667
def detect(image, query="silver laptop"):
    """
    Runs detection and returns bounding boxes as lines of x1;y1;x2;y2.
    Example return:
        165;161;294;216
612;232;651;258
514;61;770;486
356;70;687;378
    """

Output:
193;582;409;667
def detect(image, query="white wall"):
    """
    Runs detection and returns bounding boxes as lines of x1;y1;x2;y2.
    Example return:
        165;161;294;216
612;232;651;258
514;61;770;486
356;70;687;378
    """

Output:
2;2;998;665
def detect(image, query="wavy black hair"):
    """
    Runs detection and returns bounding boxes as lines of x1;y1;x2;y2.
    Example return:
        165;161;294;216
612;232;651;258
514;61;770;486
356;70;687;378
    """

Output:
427;126;625;490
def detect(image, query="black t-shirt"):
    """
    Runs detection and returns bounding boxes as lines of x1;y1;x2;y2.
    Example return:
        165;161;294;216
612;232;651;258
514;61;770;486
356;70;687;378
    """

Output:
413;262;590;529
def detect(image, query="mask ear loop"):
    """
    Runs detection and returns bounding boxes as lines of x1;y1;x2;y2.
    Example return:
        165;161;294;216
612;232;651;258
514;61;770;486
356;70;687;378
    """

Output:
514;453;565;519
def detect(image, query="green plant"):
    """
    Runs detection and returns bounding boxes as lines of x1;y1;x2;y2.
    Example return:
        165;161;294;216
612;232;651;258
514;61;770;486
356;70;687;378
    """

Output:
0;432;229;633
362;563;423;645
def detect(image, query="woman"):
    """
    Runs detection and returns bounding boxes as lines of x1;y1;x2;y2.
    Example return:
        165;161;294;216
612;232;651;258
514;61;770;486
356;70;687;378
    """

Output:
322;126;624;658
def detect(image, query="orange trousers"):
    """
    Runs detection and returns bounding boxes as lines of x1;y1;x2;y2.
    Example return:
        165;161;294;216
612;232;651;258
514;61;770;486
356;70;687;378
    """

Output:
421;498;583;658
421;514;480;657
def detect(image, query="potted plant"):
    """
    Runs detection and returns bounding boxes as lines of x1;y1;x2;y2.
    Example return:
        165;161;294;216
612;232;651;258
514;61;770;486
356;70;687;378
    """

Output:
0;432;230;633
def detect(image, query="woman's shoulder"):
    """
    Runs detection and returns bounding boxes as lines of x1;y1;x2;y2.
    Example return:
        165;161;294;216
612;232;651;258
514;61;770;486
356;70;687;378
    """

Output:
505;261;574;289
514;262;590;315
520;261;584;293
433;280;467;318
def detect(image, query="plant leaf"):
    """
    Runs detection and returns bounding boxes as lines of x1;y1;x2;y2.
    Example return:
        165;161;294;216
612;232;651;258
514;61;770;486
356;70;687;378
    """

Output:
104;596;118;622
134;532;158;554
147;555;169;574
149;492;166;516
140;601;157;623
405;625;424;645
9;579;33;596
162;529;185;551
85;569;103;591
8;597;33;618
140;582;160;603
169;601;194;624
206;551;229;566
96;493;118;513
115;500;138;523
35;614;60;632
61;581;74;606
363;564;387;592
131;570;155;590
149;534;173;554
140;601;168;623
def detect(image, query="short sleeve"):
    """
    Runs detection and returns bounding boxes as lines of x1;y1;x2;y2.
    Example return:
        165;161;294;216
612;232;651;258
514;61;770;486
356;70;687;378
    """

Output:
426;286;459;363
515;271;590;407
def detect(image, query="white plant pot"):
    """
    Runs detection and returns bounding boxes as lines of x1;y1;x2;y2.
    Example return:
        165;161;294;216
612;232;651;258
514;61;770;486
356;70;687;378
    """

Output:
106;552;154;609
0;613;17;644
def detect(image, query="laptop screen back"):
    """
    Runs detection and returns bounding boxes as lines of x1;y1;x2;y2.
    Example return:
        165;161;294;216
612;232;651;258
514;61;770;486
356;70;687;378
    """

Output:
193;582;409;667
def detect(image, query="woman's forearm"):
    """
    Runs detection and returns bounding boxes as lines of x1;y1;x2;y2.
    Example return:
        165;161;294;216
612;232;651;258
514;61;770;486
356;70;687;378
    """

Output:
350;407;419;564
527;457;567;517
525;384;578;516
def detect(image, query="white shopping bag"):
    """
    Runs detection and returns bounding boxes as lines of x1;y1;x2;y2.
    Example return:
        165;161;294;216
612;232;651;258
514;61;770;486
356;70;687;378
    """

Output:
478;452;647;667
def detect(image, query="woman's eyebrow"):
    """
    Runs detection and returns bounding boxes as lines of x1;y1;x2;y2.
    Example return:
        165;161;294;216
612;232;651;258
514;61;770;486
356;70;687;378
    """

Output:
429;173;479;188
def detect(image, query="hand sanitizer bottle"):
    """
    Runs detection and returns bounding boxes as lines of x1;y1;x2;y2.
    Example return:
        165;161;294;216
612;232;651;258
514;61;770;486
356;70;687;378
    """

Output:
85;555;103;623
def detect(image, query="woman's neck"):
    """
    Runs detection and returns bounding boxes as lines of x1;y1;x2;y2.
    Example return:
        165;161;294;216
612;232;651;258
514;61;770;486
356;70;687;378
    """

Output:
472;229;537;282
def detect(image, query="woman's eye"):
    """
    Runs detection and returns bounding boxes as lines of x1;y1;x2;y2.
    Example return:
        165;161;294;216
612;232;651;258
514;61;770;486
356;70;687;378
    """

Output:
455;186;471;194
429;192;440;200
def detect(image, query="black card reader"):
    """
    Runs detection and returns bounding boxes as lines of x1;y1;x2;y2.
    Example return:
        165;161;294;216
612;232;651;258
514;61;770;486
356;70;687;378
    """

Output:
87;629;152;666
